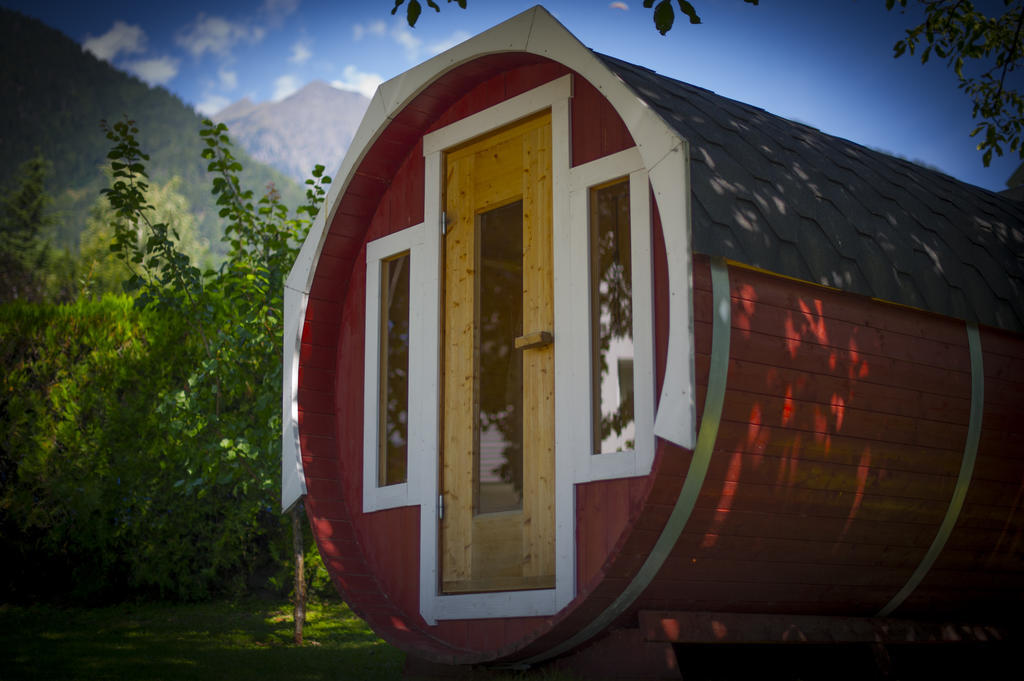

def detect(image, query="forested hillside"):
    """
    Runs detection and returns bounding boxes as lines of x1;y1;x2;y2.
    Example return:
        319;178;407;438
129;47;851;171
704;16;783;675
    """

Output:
0;7;302;254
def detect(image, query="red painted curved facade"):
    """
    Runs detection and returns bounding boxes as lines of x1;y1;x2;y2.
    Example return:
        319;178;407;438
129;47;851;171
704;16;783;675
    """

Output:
296;55;1024;663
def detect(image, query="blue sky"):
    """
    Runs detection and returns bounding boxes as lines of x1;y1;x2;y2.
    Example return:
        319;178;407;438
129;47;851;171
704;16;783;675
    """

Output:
3;0;1021;191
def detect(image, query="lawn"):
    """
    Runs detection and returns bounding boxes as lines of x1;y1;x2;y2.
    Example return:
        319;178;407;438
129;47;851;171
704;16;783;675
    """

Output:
0;599;404;681
4;599;1010;681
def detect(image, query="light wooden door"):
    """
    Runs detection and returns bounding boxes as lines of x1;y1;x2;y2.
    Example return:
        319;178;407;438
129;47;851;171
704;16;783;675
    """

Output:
441;111;555;593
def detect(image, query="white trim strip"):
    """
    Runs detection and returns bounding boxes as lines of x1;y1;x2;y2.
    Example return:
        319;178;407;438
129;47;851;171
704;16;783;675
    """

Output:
651;140;696;451
281;283;309;511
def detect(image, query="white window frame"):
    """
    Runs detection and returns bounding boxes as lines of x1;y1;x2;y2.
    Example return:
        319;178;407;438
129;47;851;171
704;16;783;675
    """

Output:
362;223;429;513
419;75;573;623
564;148;656;483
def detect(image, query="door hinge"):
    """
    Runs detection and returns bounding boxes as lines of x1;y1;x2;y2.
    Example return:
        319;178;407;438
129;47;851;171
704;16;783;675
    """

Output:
438;494;444;520
440;210;447;236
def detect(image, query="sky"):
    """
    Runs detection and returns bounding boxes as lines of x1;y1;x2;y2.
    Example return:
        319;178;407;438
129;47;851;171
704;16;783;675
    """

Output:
3;0;1022;191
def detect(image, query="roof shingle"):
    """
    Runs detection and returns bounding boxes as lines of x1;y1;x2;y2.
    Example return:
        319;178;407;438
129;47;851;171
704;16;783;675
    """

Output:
597;53;1024;333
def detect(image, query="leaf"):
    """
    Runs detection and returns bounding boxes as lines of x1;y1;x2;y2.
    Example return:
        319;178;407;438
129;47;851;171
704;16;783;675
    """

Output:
677;0;702;25
653;0;674;35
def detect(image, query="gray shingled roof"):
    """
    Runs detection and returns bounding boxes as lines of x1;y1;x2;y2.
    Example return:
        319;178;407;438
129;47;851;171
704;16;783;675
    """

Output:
597;54;1024;334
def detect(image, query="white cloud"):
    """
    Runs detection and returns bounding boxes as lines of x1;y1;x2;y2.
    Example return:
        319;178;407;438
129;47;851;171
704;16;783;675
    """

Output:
610;1;629;10
272;74;301;101
332;65;383;98
263;0;300;22
123;56;180;86
351;20;422;62
83;21;146;62
289;40;312;64
218;67;238;90
428;30;471;56
353;20;386;41
176;14;265;58
196;94;232;116
391;25;422;62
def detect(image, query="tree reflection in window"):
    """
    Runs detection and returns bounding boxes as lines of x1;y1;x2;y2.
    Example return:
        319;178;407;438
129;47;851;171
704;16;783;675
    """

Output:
379;252;410;486
590;179;635;453
477;201;524;514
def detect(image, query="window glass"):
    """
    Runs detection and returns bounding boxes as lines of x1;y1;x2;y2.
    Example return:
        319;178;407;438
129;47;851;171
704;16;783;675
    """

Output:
477;200;524;514
590;179;635;453
379;252;410;486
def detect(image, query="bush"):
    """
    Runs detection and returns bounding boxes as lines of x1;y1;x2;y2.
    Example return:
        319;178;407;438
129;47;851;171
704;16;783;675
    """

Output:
0;118;329;605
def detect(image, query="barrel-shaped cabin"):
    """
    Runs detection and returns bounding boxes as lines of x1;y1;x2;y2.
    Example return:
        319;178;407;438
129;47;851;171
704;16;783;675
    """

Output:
281;5;1024;672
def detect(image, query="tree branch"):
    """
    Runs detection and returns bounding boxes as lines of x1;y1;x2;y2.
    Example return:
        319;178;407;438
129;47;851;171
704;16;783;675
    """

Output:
999;5;1024;102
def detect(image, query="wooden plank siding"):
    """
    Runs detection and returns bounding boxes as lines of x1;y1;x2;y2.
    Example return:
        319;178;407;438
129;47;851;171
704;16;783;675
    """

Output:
570;75;635;167
624;264;1015;619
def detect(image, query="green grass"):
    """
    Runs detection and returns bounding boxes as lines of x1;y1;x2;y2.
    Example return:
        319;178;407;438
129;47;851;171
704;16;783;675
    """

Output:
0;599;404;681
0;599;587;681
8;599;1006;680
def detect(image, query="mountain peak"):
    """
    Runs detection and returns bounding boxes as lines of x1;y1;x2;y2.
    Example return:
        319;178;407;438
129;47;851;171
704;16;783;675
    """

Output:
211;81;371;183
214;96;258;120
299;80;341;94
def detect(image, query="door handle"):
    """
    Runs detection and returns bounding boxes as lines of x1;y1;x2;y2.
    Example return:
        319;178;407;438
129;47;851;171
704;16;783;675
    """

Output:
514;330;553;350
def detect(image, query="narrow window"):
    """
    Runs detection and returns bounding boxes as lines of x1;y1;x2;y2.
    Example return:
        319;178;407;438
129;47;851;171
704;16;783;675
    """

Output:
476;200;524;514
379;252;410;486
590;179;635;454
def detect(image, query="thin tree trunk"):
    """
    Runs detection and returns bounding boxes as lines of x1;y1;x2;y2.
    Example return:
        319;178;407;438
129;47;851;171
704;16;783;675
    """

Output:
291;501;307;645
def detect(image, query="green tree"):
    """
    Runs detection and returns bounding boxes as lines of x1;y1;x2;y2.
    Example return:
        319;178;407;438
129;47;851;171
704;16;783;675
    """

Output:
80;176;211;298
101;115;329;627
0;293;329;602
887;0;1024;166
0;154;54;302
0;116;330;605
